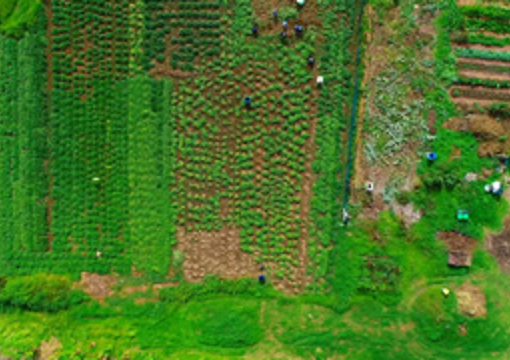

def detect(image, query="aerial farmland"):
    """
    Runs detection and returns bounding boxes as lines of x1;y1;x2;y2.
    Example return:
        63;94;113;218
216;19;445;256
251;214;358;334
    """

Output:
1;0;510;358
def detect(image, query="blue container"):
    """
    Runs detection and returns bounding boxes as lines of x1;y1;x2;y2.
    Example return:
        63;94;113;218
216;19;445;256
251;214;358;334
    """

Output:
258;274;266;284
426;152;437;161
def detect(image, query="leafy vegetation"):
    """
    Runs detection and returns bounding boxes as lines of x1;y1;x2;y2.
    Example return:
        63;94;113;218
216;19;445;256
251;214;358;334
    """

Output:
0;0;510;359
0;0;42;35
0;274;86;312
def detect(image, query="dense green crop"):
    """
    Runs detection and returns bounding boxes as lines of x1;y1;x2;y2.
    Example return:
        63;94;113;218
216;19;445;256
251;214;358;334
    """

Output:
0;274;86;312
455;47;510;62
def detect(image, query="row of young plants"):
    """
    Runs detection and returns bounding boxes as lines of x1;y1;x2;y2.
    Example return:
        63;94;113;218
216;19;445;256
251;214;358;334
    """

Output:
451;87;510;101
453;32;510;47
461;5;510;22
455;47;510;62
455;77;510;89
458;60;510;75
143;0;224;72
0;21;49;275
305;0;359;292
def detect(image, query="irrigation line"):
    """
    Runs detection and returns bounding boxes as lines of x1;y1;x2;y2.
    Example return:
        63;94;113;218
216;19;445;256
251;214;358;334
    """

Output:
342;0;367;212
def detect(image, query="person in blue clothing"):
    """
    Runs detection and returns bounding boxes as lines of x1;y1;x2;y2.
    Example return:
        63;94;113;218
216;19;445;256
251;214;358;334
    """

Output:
283;20;288;29
295;24;303;36
273;9;278;19
252;25;258;37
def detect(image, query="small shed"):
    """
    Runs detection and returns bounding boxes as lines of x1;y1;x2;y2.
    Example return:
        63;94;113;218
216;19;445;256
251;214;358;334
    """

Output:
438;231;477;268
448;250;472;267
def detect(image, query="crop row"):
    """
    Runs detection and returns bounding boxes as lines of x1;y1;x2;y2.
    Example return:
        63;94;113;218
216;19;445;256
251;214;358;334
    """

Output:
455;77;510;89
459;61;510;75
461;5;510;22
452;33;510;47
451;87;510;101
0;31;48;262
455;47;510;62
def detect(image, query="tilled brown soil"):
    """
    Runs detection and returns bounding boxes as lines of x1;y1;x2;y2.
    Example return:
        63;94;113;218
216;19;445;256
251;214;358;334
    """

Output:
176;227;258;282
76;272;117;302
458;57;510;68
459;68;510;82
454;42;510;53
443;114;510;156
487;214;510;273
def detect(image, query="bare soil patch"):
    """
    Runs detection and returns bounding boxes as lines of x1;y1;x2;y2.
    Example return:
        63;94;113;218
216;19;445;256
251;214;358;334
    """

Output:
443;114;510;156
176;227;257;282
149;64;197;80
353;5;375;191
37;337;62;360
77;272;116;302
393;203;422;227
456;284;487;318
457;0;477;5
487;213;510;273
459;68;510;82
121;285;148;296
454;43;510;53
458;57;510;68
427;110;437;136
438;231;477;251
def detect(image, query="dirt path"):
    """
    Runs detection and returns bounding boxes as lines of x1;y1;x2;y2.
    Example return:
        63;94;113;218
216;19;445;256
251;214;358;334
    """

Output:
453;96;505;107
459;68;510;81
486;186;510;273
44;0;53;93
458;57;510;68
353;5;373;190
454;42;510;53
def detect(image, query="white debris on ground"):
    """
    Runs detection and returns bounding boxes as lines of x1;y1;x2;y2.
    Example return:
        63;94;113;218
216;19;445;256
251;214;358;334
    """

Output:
464;173;478;182
393;202;422;227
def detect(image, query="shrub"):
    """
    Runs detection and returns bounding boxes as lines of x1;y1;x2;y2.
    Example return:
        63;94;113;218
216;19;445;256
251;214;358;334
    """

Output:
0;274;87;312
395;191;411;205
159;276;274;303
279;6;298;21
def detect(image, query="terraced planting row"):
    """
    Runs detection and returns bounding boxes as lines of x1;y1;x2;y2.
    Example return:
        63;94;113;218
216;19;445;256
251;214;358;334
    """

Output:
452;4;510;107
